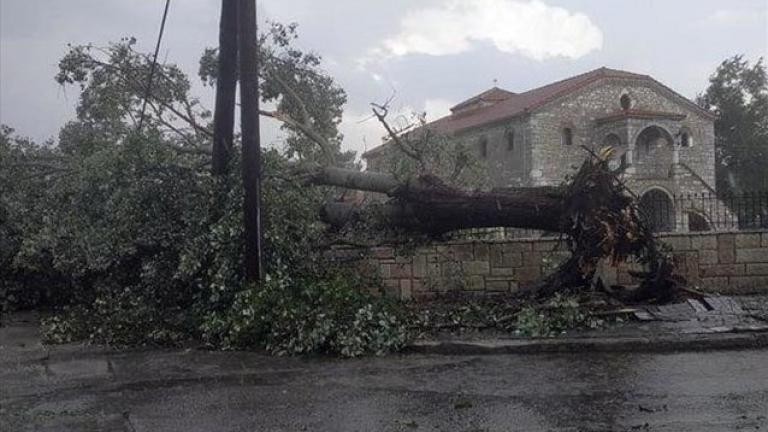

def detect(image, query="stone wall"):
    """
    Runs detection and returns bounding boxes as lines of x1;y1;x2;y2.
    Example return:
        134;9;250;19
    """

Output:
334;231;768;299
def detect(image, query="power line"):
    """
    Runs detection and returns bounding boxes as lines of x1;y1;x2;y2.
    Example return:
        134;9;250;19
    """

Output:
136;0;171;132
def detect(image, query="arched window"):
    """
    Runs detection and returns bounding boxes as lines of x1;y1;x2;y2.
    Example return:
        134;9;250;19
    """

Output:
506;129;515;151
478;136;488;158
640;189;675;232
561;127;573;146
687;212;710;231
680;129;692;147
620;94;631;110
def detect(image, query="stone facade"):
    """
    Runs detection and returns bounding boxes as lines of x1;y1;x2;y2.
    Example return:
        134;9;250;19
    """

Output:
335;231;768;300
364;68;722;232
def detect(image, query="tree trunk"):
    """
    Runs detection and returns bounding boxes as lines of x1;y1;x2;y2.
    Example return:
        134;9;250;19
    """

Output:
211;0;238;176
302;165;563;234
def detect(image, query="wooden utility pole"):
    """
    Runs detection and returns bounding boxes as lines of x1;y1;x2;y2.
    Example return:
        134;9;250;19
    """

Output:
211;0;238;176
238;0;264;282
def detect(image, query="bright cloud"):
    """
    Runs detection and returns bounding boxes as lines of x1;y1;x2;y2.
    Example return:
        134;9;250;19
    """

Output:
339;98;456;160
700;8;766;27
423;98;454;121
361;0;603;65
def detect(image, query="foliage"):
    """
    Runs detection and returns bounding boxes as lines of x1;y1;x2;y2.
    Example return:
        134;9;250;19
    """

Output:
199;21;354;166
698;55;768;194
408;295;523;335
376;112;488;190
407;293;603;339
1;25;407;357
201;272;407;357
515;294;602;338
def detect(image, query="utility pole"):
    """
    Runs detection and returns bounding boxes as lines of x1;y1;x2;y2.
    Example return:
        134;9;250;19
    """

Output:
211;0;238;176
238;0;264;282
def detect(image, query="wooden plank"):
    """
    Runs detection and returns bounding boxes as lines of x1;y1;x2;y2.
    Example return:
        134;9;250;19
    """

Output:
687;299;708;313
703;296;744;314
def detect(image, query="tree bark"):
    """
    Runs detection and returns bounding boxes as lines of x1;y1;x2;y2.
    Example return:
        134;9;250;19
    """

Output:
302;165;564;234
211;0;238;176
238;0;264;283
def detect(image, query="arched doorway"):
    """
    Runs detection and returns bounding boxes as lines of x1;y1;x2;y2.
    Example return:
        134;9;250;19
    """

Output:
635;126;674;177
687;211;711;232
640;189;675;232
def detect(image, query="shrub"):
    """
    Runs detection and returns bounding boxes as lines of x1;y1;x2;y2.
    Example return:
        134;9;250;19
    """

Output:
515;294;601;337
202;272;408;357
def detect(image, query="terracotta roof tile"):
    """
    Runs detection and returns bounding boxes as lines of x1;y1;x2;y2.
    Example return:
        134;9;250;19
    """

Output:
450;87;517;112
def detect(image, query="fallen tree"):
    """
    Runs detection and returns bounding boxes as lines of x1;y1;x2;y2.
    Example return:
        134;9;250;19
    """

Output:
300;147;683;303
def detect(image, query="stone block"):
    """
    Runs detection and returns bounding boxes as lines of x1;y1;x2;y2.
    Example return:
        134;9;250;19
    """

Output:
379;264;391;279
454;243;475;260
383;279;400;297
395;255;412;264
490;244;504;267
746;263;768;275
534;241;557;252
663;236;691;250
717;234;736;264
491;267;515;276
509;281;520;292
736;248;768;263
412;255;427;278
699;263;745;277
502;251;523;267
699;250;718;265
371;247;394;259
474;243;489;261
466;276;485;291
522;251;542;267
435;245;455;259
724;276;768;294
735;233;762;248
503;242;533;253
463;260;490;275
515;266;541;282
391;263;412;278
486;280;509;292
762;233;768;248
411;279;426;293
400;280;412;300
690;235;717;250
697;277;728;291
426;263;441;277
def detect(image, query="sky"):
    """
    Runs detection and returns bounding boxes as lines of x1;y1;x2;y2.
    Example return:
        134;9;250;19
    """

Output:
1;0;766;157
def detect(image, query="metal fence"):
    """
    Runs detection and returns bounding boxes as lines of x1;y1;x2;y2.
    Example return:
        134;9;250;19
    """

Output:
639;191;768;233
453;191;768;240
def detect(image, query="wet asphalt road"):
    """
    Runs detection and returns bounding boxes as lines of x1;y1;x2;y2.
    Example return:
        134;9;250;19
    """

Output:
1;322;768;431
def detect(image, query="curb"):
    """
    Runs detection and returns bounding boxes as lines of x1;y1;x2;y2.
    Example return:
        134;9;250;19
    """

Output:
406;331;768;355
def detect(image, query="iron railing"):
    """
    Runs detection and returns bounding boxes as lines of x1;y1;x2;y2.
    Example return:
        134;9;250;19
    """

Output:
639;191;768;233
454;191;768;239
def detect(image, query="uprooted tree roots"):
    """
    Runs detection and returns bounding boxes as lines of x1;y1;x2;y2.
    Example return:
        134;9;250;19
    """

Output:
303;148;684;303
528;148;683;303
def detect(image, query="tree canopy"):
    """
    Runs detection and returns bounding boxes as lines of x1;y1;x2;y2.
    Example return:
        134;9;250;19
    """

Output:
698;55;768;194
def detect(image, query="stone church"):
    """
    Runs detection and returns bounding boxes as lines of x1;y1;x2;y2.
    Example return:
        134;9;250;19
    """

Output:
363;67;725;232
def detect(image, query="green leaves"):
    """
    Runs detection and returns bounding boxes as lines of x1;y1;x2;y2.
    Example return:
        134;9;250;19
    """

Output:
699;55;768;193
203;273;408;357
